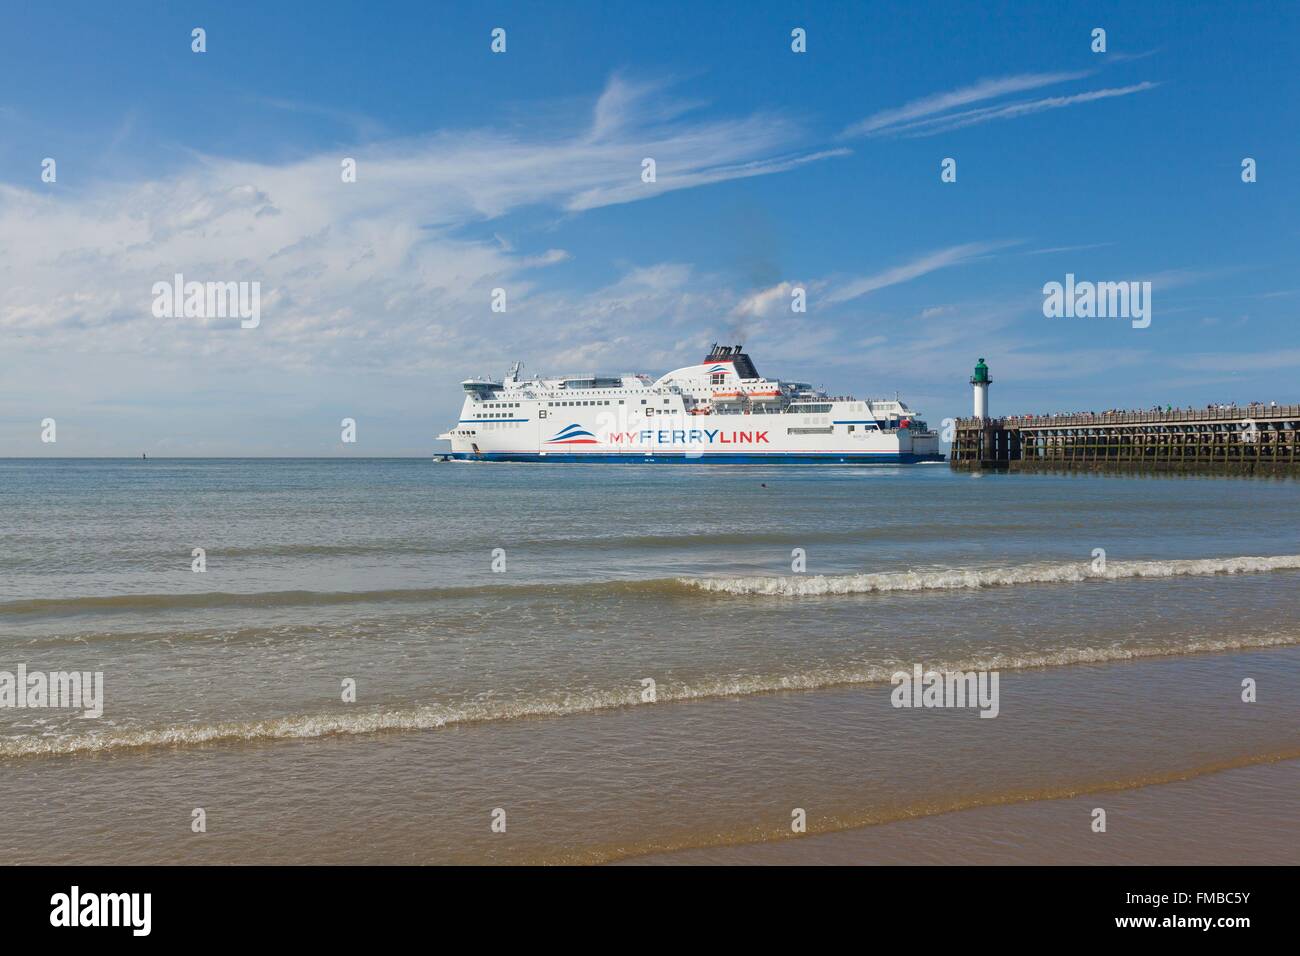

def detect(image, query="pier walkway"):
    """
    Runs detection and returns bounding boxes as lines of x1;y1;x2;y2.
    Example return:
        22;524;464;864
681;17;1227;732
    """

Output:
951;404;1300;474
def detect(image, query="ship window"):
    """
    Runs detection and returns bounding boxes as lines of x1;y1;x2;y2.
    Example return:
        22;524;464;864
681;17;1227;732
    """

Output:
711;372;726;385
539;410;547;419
848;425;855;432
619;400;624;405
641;399;647;405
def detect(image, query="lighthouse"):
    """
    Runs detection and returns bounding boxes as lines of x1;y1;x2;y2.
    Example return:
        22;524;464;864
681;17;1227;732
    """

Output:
971;357;991;420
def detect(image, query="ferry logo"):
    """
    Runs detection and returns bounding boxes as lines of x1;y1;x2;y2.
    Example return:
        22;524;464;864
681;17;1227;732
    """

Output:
707;364;729;374
603;429;770;445
545;423;599;445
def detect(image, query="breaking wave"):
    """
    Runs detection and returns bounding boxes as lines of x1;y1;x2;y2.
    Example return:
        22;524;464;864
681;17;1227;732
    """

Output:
6;554;1300;619
682;554;1300;596
4;631;1295;759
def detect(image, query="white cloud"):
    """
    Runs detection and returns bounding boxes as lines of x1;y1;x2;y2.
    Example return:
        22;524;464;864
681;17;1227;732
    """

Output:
0;75;839;375
733;281;800;318
884;82;1159;137
824;241;1016;305
843;71;1088;137
843;66;1157;139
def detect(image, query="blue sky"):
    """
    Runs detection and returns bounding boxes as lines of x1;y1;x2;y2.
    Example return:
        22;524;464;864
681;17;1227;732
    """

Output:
2;0;1297;455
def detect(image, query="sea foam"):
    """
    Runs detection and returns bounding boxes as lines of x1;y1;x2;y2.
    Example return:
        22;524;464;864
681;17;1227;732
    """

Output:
3;630;1296;759
682;554;1300;596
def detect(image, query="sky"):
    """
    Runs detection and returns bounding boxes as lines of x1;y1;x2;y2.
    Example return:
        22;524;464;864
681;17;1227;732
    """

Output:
1;0;1297;455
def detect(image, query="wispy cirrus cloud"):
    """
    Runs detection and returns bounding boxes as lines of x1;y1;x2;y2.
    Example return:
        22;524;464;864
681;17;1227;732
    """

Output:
727;242;1017;328
886;82;1160;137
843;68;1158;139
843;70;1089;137
0;74;841;370
824;241;1017;304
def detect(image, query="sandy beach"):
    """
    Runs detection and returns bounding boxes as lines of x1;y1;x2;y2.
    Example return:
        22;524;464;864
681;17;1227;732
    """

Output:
620;757;1300;865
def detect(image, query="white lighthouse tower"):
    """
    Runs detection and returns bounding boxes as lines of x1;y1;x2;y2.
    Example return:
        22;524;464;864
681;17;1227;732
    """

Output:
971;357;991;420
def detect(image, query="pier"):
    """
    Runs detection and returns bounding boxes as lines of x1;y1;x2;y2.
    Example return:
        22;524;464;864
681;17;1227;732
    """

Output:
951;405;1300;474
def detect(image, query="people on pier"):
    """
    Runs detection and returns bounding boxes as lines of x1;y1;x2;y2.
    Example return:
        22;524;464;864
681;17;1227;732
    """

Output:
980;399;1287;426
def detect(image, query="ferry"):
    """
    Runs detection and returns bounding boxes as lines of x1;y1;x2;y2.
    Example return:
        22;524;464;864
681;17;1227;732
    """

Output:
437;344;943;463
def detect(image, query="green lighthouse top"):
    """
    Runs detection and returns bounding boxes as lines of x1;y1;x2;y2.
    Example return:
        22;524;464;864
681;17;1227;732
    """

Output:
971;357;990;385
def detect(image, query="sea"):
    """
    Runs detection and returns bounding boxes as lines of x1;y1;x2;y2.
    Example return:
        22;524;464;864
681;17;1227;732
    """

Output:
1;458;1297;864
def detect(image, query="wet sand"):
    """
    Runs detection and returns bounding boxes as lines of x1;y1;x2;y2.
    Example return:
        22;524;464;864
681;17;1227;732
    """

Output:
2;647;1295;864
620;757;1300;865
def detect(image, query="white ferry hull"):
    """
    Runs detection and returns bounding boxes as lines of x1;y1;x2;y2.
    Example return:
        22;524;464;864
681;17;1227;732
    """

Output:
438;346;944;464
444;450;941;463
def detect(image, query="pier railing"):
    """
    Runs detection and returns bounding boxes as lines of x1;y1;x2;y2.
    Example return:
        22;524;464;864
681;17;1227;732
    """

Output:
956;404;1300;430
951;404;1300;474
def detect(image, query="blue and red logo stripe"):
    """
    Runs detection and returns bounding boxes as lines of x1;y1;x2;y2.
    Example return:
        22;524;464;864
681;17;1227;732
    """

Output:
545;423;599;444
